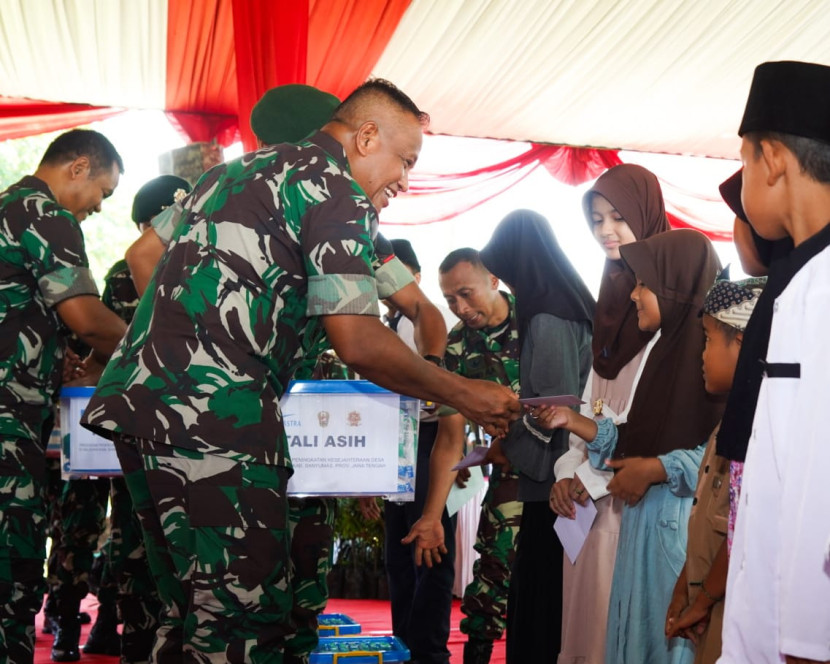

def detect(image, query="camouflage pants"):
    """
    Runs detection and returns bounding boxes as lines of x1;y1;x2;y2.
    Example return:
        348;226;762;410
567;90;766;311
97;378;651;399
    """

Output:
46;476;109;618
114;434;293;664
284;497;336;664
459;465;522;641
0;436;49;664
100;476;162;664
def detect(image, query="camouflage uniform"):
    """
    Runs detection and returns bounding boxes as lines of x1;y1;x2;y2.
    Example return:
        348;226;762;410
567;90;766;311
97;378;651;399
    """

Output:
97;259;162;663
153;182;414;664
46;477;110;615
444;293;523;643
282;349;346;664
82;132;384;663
0;175;99;662
283;247;405;664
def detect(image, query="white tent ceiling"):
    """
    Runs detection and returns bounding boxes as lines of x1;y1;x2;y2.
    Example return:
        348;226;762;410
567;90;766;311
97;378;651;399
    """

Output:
371;0;830;158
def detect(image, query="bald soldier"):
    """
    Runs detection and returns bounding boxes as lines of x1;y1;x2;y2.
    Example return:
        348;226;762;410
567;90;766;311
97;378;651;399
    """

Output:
124;83;453;662
82;80;519;662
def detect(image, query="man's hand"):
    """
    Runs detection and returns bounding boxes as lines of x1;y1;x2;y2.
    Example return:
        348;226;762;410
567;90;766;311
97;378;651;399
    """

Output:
401;516;447;568
605;457;666;506
358;496;382;521
457;380;520;439
454;467;471;488
62;349;84;383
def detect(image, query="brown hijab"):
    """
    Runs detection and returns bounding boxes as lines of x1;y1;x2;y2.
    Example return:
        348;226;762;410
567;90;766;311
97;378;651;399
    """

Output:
615;229;724;458
583;164;671;379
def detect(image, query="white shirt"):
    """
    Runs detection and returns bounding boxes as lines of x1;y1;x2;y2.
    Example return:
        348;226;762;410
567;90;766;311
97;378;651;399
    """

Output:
719;244;830;663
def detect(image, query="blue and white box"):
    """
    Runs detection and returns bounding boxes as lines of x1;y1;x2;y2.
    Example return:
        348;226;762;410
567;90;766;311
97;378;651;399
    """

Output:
60;386;121;477
281;380;419;499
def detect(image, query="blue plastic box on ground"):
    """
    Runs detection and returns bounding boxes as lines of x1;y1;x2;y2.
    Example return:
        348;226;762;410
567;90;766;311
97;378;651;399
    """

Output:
317;613;361;636
310;636;410;663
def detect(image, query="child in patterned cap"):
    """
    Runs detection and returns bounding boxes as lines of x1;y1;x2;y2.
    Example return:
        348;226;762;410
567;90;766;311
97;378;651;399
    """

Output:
664;276;766;664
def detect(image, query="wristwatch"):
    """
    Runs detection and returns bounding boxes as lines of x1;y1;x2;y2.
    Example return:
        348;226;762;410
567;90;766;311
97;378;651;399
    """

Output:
422;354;445;369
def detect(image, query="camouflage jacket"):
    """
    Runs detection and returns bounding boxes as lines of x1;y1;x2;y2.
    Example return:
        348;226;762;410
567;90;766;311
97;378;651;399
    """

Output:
0;175;99;443
101;258;140;325
83;132;381;468
444;292;520;392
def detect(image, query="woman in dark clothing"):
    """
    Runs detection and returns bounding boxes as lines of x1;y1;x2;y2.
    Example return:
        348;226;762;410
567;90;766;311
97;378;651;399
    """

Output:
480;209;595;663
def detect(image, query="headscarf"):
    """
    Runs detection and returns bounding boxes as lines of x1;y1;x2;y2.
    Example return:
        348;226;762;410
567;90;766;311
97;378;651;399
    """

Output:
582;164;671;379
479;209;595;342
616;229;724;458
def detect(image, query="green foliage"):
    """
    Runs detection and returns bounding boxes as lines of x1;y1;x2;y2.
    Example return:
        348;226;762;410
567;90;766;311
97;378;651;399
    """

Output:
333;498;385;571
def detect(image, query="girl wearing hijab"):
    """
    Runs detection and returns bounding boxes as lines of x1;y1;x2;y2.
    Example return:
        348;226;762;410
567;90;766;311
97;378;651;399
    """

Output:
479;210;595;664
550;164;670;664
535;229;722;663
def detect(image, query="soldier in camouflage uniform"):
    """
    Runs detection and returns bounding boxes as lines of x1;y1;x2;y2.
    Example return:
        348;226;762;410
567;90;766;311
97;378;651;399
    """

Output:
405;248;523;664
0;129;127;663
81;81;519;663
127;86;447;664
83;176;192;663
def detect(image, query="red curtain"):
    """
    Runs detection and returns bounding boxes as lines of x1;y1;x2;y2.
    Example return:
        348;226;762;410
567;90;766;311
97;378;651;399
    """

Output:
382;143;623;225
0;97;125;142
164;0;411;150
165;0;239;146
231;0;310;151
536;144;623;186
307;0;412;100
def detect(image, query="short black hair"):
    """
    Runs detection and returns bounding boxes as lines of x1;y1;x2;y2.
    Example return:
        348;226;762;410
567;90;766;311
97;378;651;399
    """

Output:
333;78;430;129
439;247;487;274
39;129;124;175
746;131;830;184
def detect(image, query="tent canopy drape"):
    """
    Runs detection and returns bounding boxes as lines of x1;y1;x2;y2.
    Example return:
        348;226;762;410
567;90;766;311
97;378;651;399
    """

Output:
2;0;828;240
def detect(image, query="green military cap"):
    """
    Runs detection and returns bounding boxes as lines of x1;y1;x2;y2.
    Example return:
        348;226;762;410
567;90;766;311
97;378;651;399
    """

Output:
250;84;340;146
131;175;192;227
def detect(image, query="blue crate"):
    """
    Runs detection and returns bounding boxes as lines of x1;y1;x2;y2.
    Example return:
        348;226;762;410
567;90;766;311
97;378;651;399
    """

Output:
310;635;410;663
317;613;361;636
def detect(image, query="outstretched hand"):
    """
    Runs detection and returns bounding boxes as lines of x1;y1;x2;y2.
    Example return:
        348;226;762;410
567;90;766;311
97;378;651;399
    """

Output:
401;516;447;568
530;404;571;429
458;380;520;438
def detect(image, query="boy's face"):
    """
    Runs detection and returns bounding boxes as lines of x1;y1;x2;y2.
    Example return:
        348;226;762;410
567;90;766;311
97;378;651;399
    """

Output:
702;314;741;394
739;136;788;241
